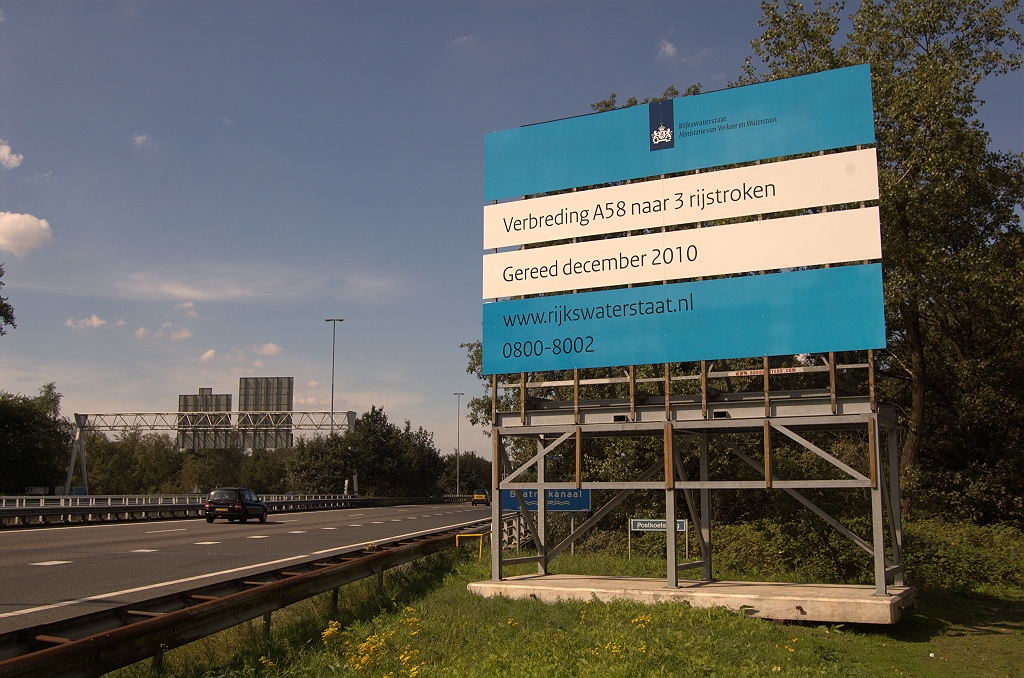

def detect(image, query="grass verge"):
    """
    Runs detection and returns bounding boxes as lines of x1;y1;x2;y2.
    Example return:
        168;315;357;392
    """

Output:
110;545;1024;677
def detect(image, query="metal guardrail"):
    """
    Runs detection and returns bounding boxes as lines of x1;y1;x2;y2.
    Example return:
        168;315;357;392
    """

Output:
0;519;491;677
0;495;471;527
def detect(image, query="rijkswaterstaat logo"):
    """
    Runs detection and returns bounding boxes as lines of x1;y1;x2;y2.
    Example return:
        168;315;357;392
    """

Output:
648;99;675;151
651;125;673;145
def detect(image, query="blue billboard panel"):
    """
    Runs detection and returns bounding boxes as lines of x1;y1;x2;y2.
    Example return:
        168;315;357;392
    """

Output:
482;264;885;375
501;488;591;512
484;65;874;201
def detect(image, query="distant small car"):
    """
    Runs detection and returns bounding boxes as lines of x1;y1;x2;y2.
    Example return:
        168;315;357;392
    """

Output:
471;489;490;506
205;487;268;523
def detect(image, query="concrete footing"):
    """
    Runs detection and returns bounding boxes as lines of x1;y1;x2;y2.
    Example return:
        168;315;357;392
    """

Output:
468;574;918;624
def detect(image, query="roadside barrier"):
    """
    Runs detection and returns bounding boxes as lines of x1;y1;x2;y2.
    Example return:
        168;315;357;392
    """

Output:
0;494;471;528
0;519;490;677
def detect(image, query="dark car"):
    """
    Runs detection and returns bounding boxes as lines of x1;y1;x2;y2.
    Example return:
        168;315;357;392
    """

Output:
471;489;490;506
205;487;268;523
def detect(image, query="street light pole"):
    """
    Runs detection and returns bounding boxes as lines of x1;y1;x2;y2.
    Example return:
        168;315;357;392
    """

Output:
454;392;464;496
325;318;343;435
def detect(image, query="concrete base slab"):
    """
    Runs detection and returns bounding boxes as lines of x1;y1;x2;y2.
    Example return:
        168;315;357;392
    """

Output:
468;575;918;624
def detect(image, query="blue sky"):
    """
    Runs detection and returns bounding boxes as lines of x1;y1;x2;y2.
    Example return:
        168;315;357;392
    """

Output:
1;1;1021;460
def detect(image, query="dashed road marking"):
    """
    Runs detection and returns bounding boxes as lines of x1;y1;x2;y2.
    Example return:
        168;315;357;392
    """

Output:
193;542;220;545
321;527;337;530
287;531;307;534
247;536;269;539
131;549;158;553
29;561;72;566
145;528;186;534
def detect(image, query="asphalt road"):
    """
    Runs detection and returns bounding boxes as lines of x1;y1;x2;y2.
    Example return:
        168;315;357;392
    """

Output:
0;502;490;633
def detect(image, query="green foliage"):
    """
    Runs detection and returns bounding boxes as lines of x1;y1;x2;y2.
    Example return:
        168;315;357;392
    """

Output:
0;263;14;336
289;434;354;494
289;406;445;497
737;0;1024;525
0;383;72;494
439;450;492;495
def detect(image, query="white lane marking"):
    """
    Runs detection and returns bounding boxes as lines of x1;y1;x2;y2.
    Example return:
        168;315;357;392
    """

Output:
421;515;431;518
0;519;485;620
247;536;269;539
434;513;443;516
321;527;337;530
348;524;363;527
287;531;307;534
349;513;364;517
0;503;456;540
406;517;417;520
280;519;298;523
131;549;158;553
193;541;220;545
29;561;72;566
371;521;383;524
389;519;402;522
145;528;187;534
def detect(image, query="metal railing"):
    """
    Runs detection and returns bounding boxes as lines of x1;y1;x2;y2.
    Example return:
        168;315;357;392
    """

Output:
0;519;490;677
0;495;471;527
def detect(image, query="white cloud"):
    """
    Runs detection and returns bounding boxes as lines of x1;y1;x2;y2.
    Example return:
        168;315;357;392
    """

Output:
0;212;53;256
131;134;151;147
305;380;319;388
199;349;216;362
0;139;23;170
296;396;323;406
134;327;148;338
253;359;264;368
221;116;235;124
66;315;107;329
0;10;5;22
657;39;677;59
170;328;192;341
450;36;475;48
254;342;282;356
176;302;199;319
115;319;126;327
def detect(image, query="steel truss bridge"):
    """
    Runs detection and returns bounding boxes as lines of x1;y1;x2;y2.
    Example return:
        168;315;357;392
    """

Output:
63;411;355;496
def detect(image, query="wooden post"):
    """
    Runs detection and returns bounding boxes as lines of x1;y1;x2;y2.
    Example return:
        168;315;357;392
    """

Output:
829;352;837;414
519;372;526;425
763;420;772;489
700;360;708;419
664;363;671;421
573;368;580;425
575;425;582;489
763;355;770;417
868;349;876;412
629;365;636;421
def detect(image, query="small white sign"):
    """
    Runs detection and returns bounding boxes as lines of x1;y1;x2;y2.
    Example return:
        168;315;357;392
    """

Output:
483;148;879;249
483;207;881;298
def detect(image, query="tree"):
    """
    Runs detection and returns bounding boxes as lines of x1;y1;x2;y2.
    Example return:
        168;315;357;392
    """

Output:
738;0;1024;523
0;263;14;336
288;434;354;493
0;384;72;494
439;450;492;495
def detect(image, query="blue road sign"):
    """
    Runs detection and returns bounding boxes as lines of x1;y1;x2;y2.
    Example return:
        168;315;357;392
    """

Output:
501;488;591;512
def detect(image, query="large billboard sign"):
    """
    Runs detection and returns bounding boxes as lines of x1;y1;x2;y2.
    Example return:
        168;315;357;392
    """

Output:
481;65;884;376
484;65;875;201
483;148;880;249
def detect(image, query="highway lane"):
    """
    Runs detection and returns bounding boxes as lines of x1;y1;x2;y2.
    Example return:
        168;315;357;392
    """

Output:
0;502;489;633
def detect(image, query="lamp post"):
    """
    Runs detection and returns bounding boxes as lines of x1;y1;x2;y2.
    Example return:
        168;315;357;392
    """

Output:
325;318;343;435
454;392;464;496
